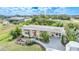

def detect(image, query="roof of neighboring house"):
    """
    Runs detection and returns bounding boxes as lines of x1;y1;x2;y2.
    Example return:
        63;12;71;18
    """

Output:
66;41;79;48
7;17;25;21
22;25;66;34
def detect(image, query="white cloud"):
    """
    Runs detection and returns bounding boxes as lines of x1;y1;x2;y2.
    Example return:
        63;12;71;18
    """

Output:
0;7;73;15
53;7;67;14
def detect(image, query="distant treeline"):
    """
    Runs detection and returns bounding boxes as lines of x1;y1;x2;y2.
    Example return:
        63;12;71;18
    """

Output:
0;14;79;20
0;15;7;19
31;14;71;20
72;15;79;19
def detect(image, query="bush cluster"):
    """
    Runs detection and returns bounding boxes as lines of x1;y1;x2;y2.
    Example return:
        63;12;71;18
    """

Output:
10;27;21;39
40;31;50;43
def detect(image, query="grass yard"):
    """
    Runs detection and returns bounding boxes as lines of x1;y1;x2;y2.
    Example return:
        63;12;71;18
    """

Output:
0;23;15;41
0;24;15;34
0;24;3;29
0;23;43;51
0;41;43;51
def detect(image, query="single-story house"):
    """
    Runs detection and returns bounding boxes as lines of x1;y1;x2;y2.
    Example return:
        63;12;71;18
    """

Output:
21;25;79;51
21;25;66;38
7;17;30;22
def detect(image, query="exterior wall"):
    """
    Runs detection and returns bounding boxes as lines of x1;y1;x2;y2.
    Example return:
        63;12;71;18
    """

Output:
66;41;79;51
66;45;71;51
29;30;33;37
22;30;30;37
36;30;40;38
22;29;62;38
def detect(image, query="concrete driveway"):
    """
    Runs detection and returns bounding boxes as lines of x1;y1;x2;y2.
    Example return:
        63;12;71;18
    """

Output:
44;37;65;51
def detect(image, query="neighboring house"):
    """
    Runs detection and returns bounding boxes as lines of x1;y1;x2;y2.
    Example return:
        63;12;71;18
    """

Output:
7;16;30;22
66;41;79;51
0;19;10;25
21;25;66;38
3;20;9;25
6;16;31;24
24;18;31;22
7;17;25;21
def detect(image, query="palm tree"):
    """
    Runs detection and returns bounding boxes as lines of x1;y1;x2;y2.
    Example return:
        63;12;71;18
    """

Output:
66;29;77;41
61;28;77;46
61;35;69;46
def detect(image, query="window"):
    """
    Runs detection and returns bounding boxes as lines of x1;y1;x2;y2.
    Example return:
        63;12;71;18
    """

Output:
25;31;29;34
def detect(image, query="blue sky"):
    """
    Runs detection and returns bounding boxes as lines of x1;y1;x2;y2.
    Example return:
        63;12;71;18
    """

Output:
0;7;79;16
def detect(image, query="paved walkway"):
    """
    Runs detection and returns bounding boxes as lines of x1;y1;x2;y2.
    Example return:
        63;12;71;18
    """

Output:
32;37;65;51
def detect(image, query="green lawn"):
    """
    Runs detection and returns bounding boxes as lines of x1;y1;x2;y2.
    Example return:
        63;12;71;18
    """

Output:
0;23;15;41
0;24;4;29
0;41;43;51
0;23;43;51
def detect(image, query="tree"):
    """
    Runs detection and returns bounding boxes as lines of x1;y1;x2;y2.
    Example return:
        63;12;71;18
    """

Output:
51;15;58;19
15;27;21;36
65;23;78;31
51;21;63;27
61;28;77;46
31;16;38;23
10;30;18;39
58;15;70;20
0;15;6;19
66;29;77;41
40;31;50;43
34;22;39;25
10;27;21;39
61;35;69;46
68;23;76;29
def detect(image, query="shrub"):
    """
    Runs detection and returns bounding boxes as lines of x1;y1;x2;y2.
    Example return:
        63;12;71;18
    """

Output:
40;31;50;43
61;28;77;46
51;21;63;27
10;30;17;39
66;29;77;41
10;27;21;39
34;22;39;25
58;15;70;20
26;39;33;45
15;27;21;35
64;22;79;31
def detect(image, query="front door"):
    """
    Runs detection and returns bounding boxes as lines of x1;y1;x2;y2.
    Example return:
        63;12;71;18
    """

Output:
32;30;36;37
